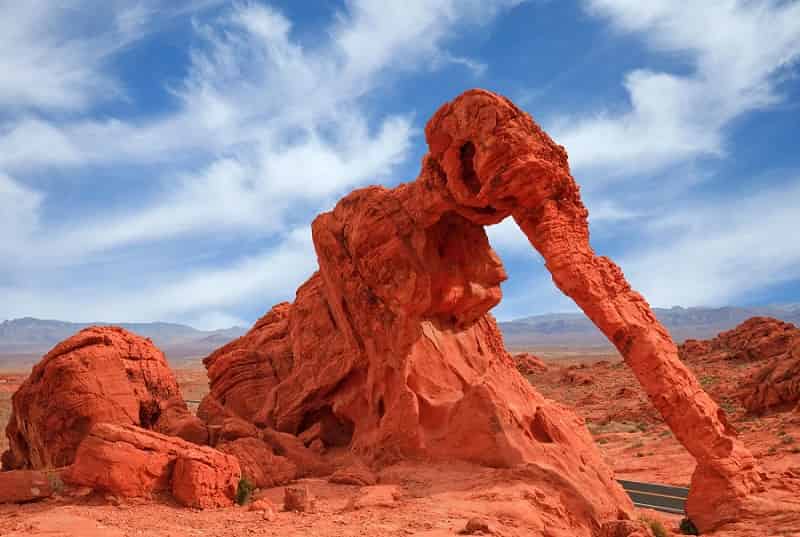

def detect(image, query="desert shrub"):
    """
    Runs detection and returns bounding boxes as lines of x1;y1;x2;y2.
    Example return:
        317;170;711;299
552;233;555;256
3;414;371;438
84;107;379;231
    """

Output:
47;471;64;494
699;375;719;388
640;517;669;537
679;517;699;535
236;477;255;506
781;435;795;445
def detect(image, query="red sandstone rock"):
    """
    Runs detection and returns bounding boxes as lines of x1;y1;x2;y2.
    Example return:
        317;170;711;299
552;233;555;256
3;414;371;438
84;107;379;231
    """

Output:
197;91;652;534
217;437;296;488
562;370;594;386
248;497;277;521
743;352;800;413
200;304;294;426
679;317;800;415
328;460;378;486
513;352;547;375
65;423;239;508
0;469;60;503
171;453;239;509
599;520;652;537
680;317;798;364
153;396;209;446
283;485;313;512
3;327;198;470
461;517;491;535
194;89;791;533
260;428;331;478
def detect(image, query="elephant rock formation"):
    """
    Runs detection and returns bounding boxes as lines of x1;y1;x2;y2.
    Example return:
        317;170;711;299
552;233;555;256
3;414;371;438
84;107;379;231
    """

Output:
200;89;772;532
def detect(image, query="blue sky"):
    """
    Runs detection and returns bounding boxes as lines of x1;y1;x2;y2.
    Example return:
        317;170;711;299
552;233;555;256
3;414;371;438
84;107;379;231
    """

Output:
1;0;799;329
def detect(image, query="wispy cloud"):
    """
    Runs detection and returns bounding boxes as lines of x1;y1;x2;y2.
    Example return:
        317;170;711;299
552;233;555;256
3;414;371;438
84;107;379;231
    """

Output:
0;0;522;326
621;176;800;307
553;0;800;176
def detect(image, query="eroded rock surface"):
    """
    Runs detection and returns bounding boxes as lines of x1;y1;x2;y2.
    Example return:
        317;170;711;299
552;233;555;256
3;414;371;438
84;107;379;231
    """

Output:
680;317;800;414
217;437;296;488
3;327;205;470
197;89;786;533
0;469;60;504
65;423;239;508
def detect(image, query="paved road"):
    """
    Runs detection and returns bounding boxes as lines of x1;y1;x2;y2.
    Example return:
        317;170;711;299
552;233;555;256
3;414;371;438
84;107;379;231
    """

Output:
618;479;688;514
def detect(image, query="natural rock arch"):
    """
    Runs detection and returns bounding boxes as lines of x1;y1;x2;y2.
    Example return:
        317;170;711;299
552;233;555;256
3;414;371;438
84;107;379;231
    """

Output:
200;89;761;532
423;89;762;530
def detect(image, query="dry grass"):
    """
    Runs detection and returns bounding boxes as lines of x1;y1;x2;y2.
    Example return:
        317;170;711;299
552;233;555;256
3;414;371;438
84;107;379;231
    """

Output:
588;420;646;435
0;391;12;453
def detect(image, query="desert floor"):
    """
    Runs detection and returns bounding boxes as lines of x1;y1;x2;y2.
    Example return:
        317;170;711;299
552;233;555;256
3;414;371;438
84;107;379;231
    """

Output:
1;348;797;536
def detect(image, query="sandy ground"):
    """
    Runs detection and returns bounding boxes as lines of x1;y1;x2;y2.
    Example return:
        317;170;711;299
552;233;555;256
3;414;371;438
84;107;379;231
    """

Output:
520;351;800;486
0;460;679;537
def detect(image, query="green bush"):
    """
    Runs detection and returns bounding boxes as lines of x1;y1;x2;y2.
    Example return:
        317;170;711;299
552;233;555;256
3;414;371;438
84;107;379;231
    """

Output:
236;477;255;506
679;517;699;535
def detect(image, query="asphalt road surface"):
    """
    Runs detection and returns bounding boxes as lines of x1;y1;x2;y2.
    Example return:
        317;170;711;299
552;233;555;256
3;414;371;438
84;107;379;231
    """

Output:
618;479;688;514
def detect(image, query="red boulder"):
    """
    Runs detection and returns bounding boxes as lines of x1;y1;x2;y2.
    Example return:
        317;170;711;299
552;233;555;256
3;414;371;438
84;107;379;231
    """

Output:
3;326;205;470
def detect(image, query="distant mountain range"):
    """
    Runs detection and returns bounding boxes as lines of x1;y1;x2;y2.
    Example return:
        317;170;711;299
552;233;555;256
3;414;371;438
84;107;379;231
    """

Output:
0;317;247;366
3;304;800;367
499;304;800;349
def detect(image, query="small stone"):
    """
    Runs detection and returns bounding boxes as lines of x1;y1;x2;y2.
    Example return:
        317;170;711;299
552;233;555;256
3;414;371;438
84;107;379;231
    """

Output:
328;460;377;486
249;498;277;521
462;517;491;535
284;485;313;512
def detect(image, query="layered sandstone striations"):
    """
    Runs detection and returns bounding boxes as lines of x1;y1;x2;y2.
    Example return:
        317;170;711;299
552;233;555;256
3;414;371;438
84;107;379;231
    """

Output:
2;326;206;470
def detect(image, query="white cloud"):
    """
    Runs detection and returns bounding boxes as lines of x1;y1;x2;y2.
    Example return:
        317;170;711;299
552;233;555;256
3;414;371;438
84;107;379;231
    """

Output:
621;178;800;307
0;0;522;327
1;227;317;324
0;1;223;112
0;173;42;261
553;0;800;175
185;312;249;331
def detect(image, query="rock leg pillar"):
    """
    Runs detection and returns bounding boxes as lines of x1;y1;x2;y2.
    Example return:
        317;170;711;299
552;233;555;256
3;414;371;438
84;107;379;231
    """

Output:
514;197;761;532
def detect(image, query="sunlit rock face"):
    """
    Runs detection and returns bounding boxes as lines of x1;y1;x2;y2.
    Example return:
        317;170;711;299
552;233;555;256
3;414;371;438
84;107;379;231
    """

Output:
200;89;766;533
2;326;205;470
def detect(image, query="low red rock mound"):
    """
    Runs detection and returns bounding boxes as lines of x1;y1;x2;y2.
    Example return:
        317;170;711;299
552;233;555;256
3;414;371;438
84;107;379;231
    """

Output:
513;352;548;375
65;423;239;508
680;317;798;363
2;326;206;470
680;317;800;414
